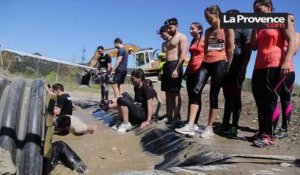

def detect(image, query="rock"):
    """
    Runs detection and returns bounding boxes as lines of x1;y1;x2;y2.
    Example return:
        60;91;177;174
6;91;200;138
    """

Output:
281;163;292;167
0;147;16;175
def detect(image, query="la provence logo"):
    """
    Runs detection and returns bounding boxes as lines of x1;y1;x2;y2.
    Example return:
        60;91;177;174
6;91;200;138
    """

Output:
220;13;288;29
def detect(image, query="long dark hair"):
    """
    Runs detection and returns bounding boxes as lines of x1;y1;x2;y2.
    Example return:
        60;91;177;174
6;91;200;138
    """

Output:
131;68;145;81
204;5;222;17
191;22;203;47
253;0;275;12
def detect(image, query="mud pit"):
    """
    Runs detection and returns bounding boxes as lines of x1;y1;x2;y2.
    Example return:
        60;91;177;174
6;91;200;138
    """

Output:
51;82;300;175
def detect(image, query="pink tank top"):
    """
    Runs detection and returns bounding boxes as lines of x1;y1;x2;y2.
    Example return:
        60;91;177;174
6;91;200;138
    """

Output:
254;29;285;69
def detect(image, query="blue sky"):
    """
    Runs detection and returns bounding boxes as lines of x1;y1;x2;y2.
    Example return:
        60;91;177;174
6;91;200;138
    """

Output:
1;0;299;83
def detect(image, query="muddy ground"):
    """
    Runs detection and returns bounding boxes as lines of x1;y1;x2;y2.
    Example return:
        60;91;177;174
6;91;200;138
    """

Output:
50;81;300;175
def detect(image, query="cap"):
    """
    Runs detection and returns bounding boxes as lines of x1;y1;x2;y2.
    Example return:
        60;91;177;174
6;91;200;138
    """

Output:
164;18;178;25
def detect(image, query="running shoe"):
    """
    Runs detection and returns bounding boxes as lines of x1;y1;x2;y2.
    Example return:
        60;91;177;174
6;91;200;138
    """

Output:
112;120;122;130
117;122;133;133
275;128;288;139
228;126;238;137
194;124;204;133
200;126;214;138
175;124;195;136
253;134;275;148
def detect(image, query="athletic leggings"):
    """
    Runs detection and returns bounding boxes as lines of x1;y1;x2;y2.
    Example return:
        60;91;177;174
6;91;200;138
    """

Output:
186;70;203;123
252;67;285;136
117;92;146;124
222;56;244;128
275;71;295;131
222;83;242;128
194;60;228;109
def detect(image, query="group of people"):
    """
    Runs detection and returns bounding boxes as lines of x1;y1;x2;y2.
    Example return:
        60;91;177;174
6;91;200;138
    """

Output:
94;0;299;148
167;1;298;148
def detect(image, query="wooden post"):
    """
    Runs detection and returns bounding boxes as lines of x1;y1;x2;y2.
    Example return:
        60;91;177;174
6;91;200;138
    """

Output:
43;87;57;157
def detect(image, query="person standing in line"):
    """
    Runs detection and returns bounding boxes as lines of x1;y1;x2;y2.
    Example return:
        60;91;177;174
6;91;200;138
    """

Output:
111;38;128;98
94;46;112;101
161;18;188;124
250;0;296;147
274;14;299;139
192;5;235;138
175;22;205;136
221;9;252;137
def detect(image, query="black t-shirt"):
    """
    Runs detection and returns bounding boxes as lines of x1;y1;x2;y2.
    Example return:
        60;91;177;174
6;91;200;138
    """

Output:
234;29;252;57
56;94;73;116
116;47;128;71
134;83;155;113
98;54;112;70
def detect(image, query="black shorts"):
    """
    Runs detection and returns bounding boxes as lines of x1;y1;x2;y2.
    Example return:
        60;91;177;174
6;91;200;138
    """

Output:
113;70;127;84
161;61;183;92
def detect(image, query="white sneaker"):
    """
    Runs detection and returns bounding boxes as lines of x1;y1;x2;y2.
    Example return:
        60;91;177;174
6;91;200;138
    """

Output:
194;124;204;133
112;120;122;130
175;124;195;136
200;126;214;138
117;122;133;133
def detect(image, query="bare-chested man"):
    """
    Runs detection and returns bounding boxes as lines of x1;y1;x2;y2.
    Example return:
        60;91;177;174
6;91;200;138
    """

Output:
161;18;188;123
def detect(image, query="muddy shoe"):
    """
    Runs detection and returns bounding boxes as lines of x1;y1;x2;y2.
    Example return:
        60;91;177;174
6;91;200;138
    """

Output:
175;124;195;136
74;161;87;174
275;128;287;139
253;134;275;148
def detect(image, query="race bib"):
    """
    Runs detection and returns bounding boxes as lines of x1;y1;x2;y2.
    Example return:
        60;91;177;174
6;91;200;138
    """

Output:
207;42;225;51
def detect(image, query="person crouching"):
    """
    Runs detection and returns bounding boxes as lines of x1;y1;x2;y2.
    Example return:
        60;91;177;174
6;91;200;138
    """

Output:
114;69;155;133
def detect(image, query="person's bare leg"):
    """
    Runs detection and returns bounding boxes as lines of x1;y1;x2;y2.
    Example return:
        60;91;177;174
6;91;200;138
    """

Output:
174;92;181;120
208;108;218;126
166;92;173;121
120;106;129;123
187;104;199;126
119;84;124;95
112;83;120;98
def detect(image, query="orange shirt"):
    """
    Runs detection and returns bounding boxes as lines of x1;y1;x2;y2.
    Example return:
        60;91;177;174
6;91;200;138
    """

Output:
204;28;227;63
187;38;205;74
254;29;285;69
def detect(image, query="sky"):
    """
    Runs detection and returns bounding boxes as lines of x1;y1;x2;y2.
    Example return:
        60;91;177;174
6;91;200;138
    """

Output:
1;0;300;83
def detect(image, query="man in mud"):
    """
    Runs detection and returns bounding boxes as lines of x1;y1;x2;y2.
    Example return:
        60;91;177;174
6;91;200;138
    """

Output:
52;83;96;134
161;18;188;123
111;38;129;98
94;45;112;100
